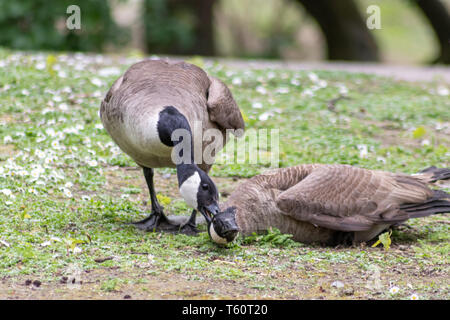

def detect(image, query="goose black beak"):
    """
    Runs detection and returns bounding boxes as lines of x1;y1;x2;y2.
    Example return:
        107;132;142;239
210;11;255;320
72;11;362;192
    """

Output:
210;207;239;243
223;229;239;243
200;203;219;224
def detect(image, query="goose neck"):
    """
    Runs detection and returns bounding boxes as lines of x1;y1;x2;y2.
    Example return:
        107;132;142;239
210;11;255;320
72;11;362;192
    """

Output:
176;163;200;187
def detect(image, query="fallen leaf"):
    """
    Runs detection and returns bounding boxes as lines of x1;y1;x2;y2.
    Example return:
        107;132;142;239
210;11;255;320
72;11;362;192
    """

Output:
412;126;426;139
372;230;392;250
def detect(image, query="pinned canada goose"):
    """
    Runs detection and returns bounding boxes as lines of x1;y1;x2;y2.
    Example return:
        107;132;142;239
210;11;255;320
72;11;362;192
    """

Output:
208;164;450;245
100;59;244;234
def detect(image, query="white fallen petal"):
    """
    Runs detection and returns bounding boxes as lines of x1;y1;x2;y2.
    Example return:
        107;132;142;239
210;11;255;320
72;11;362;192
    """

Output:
337;84;349;95
316;80;327;88
50;236;62;242
256;86;267;95
331;281;344;288
276;87;289;94
59;103;69;111
88;160;98;167
389;286;400;294
308;72;319;82
437;86;449;96
35;62;46;70
290;78;300;86
62;188;72;198
91;78;103;87
65;182;73;188
252;102;263;109
376;156;386;163
72;247;82;254
41;241;51;247
357;144;369;158
232;77;242;85
1;189;12;196
302;89;314;97
98;67;121;77
258;112;273;121
0;239;10;247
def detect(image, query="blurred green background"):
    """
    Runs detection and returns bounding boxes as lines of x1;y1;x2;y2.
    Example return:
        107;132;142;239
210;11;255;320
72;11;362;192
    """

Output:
0;0;449;64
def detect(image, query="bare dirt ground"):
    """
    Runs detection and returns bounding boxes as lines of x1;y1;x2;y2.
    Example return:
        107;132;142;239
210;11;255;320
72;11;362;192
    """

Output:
1;239;447;300
1;267;447;300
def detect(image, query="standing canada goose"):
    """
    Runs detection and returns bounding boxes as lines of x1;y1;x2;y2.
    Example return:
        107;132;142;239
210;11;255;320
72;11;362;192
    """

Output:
206;164;450;245
100;59;244;234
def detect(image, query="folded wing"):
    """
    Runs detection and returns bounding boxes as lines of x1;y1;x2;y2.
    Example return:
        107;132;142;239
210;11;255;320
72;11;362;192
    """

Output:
276;165;433;232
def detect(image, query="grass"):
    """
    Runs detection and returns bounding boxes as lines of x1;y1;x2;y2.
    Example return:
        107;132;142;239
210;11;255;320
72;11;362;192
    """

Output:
0;48;449;299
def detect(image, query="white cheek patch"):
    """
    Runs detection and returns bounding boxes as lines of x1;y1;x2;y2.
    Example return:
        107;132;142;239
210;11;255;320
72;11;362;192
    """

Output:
209;224;228;245
179;171;201;209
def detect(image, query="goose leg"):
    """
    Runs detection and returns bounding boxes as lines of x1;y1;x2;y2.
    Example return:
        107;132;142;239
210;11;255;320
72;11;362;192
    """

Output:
132;167;178;232
327;231;355;247
179;209;199;235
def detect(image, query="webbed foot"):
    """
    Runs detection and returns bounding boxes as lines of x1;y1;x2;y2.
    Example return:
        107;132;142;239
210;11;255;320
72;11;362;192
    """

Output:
130;212;199;235
178;221;199;236
130;212;179;232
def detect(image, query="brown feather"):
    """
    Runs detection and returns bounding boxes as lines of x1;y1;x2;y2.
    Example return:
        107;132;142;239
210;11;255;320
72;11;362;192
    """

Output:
207;76;245;133
222;164;449;244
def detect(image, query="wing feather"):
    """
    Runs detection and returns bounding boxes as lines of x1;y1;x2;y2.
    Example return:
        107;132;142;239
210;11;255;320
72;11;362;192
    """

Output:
206;76;244;132
276;165;433;232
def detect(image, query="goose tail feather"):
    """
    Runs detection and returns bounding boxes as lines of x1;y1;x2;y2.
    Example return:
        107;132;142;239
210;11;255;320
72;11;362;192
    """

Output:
418;166;450;183
400;189;450;218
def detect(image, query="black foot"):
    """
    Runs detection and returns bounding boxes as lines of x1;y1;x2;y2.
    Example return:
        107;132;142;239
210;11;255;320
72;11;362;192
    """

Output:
130;213;199;235
328;231;355;247
178;222;199;236
130;212;179;232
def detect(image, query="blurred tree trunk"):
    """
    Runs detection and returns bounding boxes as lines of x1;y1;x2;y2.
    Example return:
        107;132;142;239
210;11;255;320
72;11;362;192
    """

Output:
168;0;216;55
144;0;216;55
296;0;379;61
414;0;450;64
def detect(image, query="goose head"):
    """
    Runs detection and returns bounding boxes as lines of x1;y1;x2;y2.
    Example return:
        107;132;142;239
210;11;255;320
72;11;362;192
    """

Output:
178;166;220;224
208;206;239;245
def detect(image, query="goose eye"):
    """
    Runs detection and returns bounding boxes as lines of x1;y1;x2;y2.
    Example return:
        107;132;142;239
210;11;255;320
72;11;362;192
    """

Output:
202;183;209;191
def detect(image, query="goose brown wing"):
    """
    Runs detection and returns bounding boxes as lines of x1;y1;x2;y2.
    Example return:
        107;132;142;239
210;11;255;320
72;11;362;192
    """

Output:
206;76;245;132
275;165;432;232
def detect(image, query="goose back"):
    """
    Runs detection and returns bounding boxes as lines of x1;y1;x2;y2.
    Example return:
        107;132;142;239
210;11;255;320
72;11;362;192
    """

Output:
100;60;244;171
221;165;335;243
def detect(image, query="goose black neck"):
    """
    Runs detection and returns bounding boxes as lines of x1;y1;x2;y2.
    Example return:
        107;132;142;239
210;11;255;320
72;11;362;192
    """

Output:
157;105;195;164
156;106;200;186
176;163;201;186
